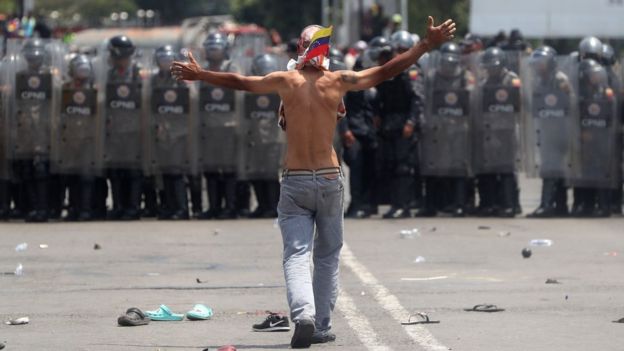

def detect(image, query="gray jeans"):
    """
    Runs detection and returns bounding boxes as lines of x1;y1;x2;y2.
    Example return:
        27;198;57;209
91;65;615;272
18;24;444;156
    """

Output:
277;172;344;332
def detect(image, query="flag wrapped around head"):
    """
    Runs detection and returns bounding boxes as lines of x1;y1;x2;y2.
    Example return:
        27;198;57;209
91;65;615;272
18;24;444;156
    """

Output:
287;26;333;71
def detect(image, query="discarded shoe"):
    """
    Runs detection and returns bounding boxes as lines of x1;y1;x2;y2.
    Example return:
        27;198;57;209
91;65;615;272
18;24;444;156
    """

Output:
252;312;290;332
117;307;150;326
5;316;29;325
401;312;440;325
290;318;315;348
145;305;184;321
464;304;505;312
186;304;213;321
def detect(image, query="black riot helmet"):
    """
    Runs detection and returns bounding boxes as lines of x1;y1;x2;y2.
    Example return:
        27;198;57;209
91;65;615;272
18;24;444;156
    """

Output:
202;32;229;63
251;54;279;76
367;36;393;62
438;42;461;78
22;38;47;69
154;45;176;71
578;36;603;61
529;46;557;76
329;47;346;71
579;58;608;88
108;35;135;59
601;43;616;67
68;54;93;80
481;46;507;77
390;30;415;53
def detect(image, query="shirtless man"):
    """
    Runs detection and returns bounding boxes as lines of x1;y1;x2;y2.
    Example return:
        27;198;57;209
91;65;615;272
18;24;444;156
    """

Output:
172;16;455;348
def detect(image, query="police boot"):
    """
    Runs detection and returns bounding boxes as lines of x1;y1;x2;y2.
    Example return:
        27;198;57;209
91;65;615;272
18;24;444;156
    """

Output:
171;176;189;220
592;189;611;218
611;187;623;215
92;177;108;220
201;177;221;219
47;175;63;220
64;180;80;221
141;177;158;218
451;178;466;217
108;176;124;220
236;181;251;218
553;183;569;217
158;176;174;220
122;176;142;220
383;176;411;219
250;181;267;218
217;178;238;219
0;180;9;221
77;180;95;221
9;182;26;219
414;178;437;217
497;175;516;218
476;175;496;217
188;176;203;218
571;188;591;217
528;179;557;218
261;181;279;218
26;180;48;223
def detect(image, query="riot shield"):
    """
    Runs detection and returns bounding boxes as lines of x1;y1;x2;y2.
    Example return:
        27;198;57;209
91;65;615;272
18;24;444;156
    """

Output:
569;80;619;189
6;39;63;161
521;56;576;180
102;54;146;170
0;59;10;180
147;72;198;176
238;92;283;180
198;61;242;174
420;52;476;177
473;53;522;174
50;54;104;176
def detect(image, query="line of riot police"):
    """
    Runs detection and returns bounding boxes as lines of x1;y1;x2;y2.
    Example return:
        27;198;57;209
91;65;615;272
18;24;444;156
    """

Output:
339;33;624;219
0;34;286;222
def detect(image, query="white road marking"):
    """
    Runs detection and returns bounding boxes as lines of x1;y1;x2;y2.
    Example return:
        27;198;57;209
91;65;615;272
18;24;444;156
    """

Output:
341;243;450;351
401;276;449;281
337;288;393;351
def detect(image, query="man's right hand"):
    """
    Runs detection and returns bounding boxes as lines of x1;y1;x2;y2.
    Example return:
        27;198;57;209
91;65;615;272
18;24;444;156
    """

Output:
342;130;356;148
171;52;202;81
424;16;456;49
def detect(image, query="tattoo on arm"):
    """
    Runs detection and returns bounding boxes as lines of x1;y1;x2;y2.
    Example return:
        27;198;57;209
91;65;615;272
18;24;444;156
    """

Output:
341;72;359;84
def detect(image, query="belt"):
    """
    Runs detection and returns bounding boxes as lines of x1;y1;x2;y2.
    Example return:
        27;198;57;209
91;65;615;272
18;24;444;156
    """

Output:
282;167;342;177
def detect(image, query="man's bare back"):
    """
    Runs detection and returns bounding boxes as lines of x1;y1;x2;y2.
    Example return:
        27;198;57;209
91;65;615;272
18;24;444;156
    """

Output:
171;16;456;170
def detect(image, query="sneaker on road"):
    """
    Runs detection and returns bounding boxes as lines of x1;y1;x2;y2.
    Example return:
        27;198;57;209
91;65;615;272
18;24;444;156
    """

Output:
252;312;290;332
311;330;336;344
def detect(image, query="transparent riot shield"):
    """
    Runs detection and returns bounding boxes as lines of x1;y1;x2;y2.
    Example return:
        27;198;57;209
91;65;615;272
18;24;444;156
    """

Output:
101;49;147;170
0;59;10;180
569;66;619;189
146;60;198;177
197;60;242;174
6;39;63;162
420;52;476;177
521;56;576;180
473;52;522;174
238;91;283;180
50;53;104;176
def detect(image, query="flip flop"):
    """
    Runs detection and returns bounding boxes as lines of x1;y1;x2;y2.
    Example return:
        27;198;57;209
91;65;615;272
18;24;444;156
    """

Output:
117;307;150;327
186;304;213;321
401;312;440;325
145;305;184;321
464;304;505;312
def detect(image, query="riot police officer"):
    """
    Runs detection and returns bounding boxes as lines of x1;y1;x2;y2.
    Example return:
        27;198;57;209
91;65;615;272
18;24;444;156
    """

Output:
526;47;573;217
419;42;475;217
12;39;56;222
104;35;143;220
341;57;378;218
193;33;241;219
474;47;522;217
372;36;423;219
57;54;99;221
0;58;9;220
150;45;191;220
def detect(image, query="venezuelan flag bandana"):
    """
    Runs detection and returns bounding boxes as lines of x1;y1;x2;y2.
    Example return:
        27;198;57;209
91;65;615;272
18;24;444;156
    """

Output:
287;26;333;71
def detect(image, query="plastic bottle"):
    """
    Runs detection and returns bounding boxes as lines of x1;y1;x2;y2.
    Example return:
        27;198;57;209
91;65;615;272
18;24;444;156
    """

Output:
14;263;23;276
15;243;28;252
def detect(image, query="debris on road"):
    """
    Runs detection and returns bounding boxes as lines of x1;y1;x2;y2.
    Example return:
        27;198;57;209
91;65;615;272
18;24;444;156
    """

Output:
603;251;618;257
39;244;48;249
117;307;150;327
14;263;23;276
93;243;101;250
196;278;202;283
464;304;505;312
5;316;29;325
529;239;553;247
14;243;28;252
522;248;532;258
402;312;440;325
399;229;419;239
478;225;491;230
498;231;511;237
545;278;560;284
413;256;426;263
612;318;624;323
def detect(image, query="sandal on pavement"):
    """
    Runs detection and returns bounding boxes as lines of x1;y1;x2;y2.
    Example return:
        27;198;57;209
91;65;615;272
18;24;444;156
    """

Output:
186;304;213;321
401;312;440;325
145;305;184;321
117;307;150;327
463;304;505;312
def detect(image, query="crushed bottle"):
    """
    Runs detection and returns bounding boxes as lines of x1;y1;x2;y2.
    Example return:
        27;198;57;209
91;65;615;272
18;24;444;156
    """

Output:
14;243;28;252
14;263;23;276
529;239;553;247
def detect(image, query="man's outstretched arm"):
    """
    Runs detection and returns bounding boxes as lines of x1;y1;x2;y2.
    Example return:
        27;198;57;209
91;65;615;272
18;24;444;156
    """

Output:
339;16;456;92
170;52;285;94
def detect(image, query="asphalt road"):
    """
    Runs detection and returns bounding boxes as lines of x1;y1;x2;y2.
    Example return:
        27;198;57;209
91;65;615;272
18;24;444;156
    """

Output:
1;176;623;351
